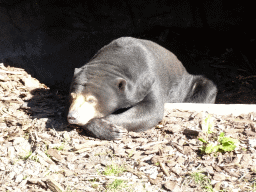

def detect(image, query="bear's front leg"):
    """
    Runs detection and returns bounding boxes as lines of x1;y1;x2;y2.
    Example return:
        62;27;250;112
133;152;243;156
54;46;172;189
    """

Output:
83;118;128;140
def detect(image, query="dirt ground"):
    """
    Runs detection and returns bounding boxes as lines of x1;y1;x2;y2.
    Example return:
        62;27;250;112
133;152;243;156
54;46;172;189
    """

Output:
0;61;256;192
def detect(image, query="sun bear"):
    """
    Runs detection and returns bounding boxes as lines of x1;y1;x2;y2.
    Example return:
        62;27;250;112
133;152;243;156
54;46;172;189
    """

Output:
67;37;217;140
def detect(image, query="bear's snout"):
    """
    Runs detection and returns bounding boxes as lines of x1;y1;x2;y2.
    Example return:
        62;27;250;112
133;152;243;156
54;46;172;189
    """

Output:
67;111;79;124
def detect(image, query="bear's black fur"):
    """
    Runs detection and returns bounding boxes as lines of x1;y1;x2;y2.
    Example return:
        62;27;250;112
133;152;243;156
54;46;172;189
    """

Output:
68;37;217;140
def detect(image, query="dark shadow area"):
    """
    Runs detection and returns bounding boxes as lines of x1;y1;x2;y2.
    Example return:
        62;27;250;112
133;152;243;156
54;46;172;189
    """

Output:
19;23;256;138
20;88;69;131
20;87;103;138
134;26;256;104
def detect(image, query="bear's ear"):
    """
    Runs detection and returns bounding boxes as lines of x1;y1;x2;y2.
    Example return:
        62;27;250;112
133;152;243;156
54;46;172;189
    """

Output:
116;78;126;92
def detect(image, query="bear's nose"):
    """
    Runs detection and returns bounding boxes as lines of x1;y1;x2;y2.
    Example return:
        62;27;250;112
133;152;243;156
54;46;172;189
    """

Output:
67;112;78;124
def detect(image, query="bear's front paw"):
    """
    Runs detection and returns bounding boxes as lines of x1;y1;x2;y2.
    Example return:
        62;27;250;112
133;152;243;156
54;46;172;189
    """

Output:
83;118;127;140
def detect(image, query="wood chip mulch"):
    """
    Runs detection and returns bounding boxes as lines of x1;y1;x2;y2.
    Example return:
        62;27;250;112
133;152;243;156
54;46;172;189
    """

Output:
0;63;255;192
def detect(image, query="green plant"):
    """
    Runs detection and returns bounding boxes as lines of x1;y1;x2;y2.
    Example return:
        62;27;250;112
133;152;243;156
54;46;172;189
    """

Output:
65;186;78;192
103;164;126;176
91;183;99;189
107;179;127;191
90;178;99;190
22;150;32;160
199;132;239;154
30;155;39;162
45;150;51;158
199;114;239;154
55;143;65;151
202;115;214;134
252;180;256;191
190;172;213;192
127;150;134;158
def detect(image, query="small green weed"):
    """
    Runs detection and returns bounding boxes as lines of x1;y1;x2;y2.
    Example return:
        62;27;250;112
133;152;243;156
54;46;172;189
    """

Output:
199;132;239;154
22;150;32;160
107;179;127;191
21;150;39;162
202;115;214;134
45;151;51;158
127;150;134;158
30;155;39;162
90;178;99;190
55;143;65;151
252;180;256;191
190;172;213;192
20;150;32;161
91;183;99;189
65;186;78;192
199;115;239;154
103;164;126;176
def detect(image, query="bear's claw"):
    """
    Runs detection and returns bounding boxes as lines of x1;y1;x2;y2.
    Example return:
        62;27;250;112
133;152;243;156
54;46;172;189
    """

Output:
83;118;128;140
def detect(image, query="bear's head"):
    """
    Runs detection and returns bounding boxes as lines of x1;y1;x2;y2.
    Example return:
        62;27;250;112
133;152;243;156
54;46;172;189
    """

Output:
67;62;155;126
67;67;129;126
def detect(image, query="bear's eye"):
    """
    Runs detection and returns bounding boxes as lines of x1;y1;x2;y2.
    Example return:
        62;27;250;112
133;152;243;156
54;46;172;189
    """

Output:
87;96;96;104
88;99;95;103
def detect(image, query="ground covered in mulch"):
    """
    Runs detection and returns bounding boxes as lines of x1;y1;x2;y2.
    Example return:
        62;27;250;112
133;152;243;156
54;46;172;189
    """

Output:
0;62;256;192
